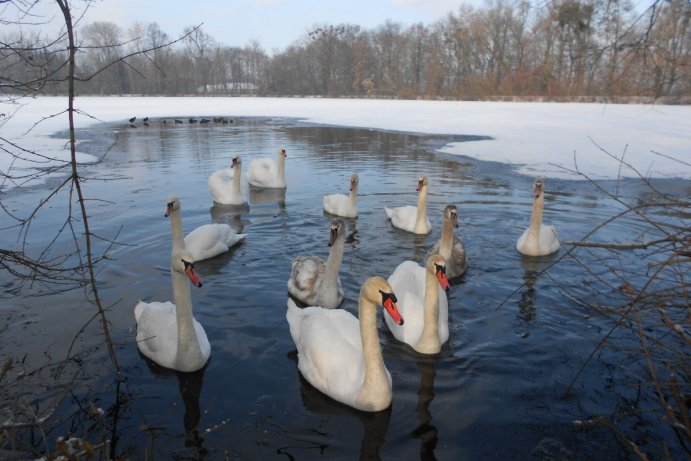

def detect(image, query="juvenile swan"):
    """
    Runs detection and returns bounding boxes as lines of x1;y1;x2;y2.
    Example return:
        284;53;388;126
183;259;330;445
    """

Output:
287;219;346;309
428;205;467;278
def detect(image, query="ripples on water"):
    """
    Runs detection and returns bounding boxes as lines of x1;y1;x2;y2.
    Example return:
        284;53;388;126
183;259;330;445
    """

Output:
2;117;687;460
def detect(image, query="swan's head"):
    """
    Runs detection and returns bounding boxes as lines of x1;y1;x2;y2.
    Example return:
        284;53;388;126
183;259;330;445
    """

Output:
165;196;181;217
427;254;450;292
328;219;345;247
362;276;404;325
533;179;544;198
350;174;359;191
279;149;287;157
172;249;203;288
231;156;241;168
416;176;428;192
445;205;459;228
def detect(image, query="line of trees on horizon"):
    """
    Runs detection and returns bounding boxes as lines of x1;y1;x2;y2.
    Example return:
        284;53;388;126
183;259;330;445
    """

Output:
2;0;690;101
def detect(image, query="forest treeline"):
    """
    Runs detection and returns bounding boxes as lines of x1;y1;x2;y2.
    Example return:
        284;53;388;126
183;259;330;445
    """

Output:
3;0;690;101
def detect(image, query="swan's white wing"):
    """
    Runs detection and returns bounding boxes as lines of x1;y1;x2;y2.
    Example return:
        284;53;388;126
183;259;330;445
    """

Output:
184;224;244;261
386;261;426;345
135;301;179;369
208;168;234;204
248;158;279;188
323;193;357;218
385;205;419;233
539;224;560;254
287;300;364;407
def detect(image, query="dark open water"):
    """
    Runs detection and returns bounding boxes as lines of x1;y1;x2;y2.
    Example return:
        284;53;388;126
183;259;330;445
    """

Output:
1;116;688;460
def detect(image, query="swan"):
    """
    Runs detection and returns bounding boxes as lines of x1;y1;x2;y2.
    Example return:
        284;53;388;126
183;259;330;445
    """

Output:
208;156;248;206
428;205;468;278
287;219;346;309
385;176;431;235
286;276;404;412
516;178;560;256
247;149;287;189
386;255;450;354
166;196;245;261
323;174;359;218
134;248;210;372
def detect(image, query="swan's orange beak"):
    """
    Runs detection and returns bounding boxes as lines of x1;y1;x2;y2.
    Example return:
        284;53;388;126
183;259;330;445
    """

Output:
185;264;203;288
416;181;422;192
436;265;450;292
280;149;287;157
165;202;173;218
381;292;404;325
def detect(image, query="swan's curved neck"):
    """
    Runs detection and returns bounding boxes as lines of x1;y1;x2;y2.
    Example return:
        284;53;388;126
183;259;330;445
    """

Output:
170;208;185;252
232;163;242;196
358;293;390;408
416;269;441;354
277;154;286;182
320;236;344;300
349;186;358;206
415;186;429;233
528;194;544;240
439;217;454;260
171;266;203;368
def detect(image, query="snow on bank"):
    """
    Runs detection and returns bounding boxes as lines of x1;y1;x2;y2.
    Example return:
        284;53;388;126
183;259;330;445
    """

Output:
1;96;689;190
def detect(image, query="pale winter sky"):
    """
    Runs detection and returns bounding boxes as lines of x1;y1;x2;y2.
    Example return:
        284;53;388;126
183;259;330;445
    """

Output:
6;0;489;53
1;97;689;192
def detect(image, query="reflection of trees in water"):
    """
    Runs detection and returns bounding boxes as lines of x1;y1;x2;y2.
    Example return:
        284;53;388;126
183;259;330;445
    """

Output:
411;357;439;461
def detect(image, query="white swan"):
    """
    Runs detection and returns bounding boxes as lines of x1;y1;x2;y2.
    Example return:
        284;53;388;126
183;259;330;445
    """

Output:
166;196;245;261
134;248;210;372
247;148;287;189
428;205;468;278
286;276;404;412
386;255;449;354
323;174;359;218
208;156;248;206
516;178;560;256
287;219;345;309
385;176;431;234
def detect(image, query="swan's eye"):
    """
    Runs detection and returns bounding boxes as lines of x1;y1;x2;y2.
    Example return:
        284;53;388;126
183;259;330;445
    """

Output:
379;290;397;304
435;263;446;275
182;260;194;270
167;202;174;209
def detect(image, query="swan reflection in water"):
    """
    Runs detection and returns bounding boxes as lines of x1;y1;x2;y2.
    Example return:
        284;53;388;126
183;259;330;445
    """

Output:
283;352;391;461
140;357;208;459
249;186;286;208
411;356;439;460
517;254;558;323
177;368;207;455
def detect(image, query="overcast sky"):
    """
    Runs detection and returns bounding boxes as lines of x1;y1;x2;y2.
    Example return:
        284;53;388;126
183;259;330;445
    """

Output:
8;0;493;52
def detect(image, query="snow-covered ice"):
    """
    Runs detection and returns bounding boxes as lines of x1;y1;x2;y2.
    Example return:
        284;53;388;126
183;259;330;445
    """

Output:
1;96;689;190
